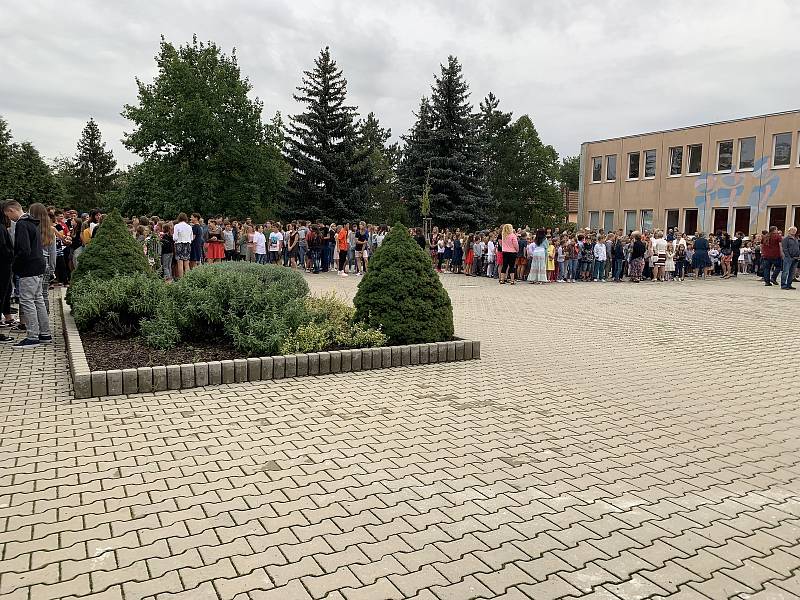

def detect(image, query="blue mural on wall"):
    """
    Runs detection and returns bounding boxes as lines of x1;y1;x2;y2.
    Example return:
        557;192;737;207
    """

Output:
693;156;780;231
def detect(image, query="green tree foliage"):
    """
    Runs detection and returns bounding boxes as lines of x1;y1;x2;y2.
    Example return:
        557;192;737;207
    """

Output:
4;141;62;205
358;112;405;224
121;36;289;218
0;116;12;196
477;93;563;227
283;47;366;222
398;97;434;220
399;57;491;230
560;155;580;191
354;224;453;344
69;209;153;288
73;118;117;211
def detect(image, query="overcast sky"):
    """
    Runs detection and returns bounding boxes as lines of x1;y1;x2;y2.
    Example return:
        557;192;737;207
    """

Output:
2;0;799;167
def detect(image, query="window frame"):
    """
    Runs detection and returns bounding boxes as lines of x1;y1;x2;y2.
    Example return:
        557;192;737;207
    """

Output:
624;210;637;235
591;156;603;183
605;154;617;182
687;144;703;175
640;209;654;232
668;146;683;177
627;152;640;180
603;210;615;232
716;139;734;173
643;149;657;179
772;132;792;169
589;211;600;230
737;136;756;172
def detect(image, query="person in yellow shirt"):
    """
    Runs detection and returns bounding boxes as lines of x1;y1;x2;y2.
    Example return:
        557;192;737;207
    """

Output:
547;237;556;281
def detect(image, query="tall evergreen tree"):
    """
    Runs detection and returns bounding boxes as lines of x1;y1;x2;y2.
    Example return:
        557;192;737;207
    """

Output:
398;97;434;221
73;118;117;210
400;56;491;229
477;93;515;223
122;35;288;217
284;47;364;222
357;112;403;224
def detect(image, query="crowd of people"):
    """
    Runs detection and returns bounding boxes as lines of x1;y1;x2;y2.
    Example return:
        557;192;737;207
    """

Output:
3;201;800;348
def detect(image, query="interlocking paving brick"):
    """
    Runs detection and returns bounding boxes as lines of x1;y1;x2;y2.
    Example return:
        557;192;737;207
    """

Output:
3;280;800;599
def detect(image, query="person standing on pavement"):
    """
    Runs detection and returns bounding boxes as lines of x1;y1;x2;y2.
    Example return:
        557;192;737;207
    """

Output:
2;200;51;349
780;227;800;290
731;231;743;277
761;226;783;286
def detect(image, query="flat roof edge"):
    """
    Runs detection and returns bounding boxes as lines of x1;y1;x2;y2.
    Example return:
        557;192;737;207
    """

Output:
582;109;800;146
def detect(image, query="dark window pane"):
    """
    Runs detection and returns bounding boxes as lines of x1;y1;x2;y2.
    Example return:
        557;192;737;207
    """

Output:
774;133;792;166
688;144;702;174
628;153;640;179
738;137;755;170
644;150;656;177
669;147;682;175
717;140;733;171
592;157;602;182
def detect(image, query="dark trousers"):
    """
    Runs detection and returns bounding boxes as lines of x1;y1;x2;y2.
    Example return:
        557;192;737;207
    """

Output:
731;252;740;275
338;250;348;271
762;258;781;283
0;270;11;316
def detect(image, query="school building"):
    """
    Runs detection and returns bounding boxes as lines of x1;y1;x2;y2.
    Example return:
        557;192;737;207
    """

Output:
578;110;800;235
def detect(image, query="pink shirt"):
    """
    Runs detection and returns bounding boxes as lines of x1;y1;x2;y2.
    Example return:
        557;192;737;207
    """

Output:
501;234;519;253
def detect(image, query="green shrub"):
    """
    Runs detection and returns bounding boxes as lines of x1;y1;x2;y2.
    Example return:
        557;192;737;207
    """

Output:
69;272;167;337
353;224;454;344
142;262;310;356
69;209;154;292
279;294;387;354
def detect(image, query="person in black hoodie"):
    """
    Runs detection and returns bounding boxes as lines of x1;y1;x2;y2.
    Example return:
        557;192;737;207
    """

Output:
2;200;50;349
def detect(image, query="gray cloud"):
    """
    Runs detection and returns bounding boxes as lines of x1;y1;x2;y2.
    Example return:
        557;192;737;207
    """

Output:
2;0;798;167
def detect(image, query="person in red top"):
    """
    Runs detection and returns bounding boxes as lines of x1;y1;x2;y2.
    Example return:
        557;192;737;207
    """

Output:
761;226;783;286
336;224;349;277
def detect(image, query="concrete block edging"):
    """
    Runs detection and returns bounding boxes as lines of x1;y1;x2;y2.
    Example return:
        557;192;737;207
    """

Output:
60;294;480;398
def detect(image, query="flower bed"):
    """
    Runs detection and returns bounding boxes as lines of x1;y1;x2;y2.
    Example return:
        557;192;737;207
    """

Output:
60;292;480;398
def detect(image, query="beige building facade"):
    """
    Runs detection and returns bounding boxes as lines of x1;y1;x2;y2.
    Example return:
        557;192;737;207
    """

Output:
579;110;800;235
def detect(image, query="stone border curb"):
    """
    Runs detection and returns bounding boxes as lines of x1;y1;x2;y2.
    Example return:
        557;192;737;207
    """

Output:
60;294;480;399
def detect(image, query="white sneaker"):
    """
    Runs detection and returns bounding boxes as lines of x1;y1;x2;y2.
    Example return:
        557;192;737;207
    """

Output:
593;278;599;282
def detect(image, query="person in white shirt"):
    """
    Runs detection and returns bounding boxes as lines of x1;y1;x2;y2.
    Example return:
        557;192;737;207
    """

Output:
593;235;607;281
172;212;194;279
486;237;496;278
253;225;267;264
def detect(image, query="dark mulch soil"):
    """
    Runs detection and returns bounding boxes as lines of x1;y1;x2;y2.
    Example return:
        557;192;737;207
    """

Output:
81;332;248;371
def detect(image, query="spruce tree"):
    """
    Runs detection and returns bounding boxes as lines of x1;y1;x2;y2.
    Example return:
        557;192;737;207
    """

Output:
400;57;491;229
5;142;61;204
0;116;13;197
73;118;117;210
398;97;434;223
357;112;403;224
284;47;364;222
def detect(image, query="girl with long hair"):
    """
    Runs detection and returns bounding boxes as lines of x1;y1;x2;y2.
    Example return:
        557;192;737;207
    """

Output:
499;223;518;284
28;203;56;312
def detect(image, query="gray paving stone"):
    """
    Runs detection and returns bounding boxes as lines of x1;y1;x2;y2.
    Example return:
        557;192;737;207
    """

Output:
234;358;248;383
455;340;465;361
410;344;420;365
106;369;123;396
195;363;209;387
247;357;262;381
221;360;235;384
180;364;195;388
208;361;222;385
319;351;330;374
391;346;402;367
307;353;319;375
123;368;139;393
137;367;153;393
260;357;273;380
329;350;341;373
340;349;352;372
284;355;297;378
90;371;107;397
152;365;167;391
296;353;309;377
273;356;286;379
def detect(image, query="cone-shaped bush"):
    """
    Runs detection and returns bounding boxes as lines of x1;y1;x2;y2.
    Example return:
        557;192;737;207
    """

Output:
354;224;453;344
71;209;153;287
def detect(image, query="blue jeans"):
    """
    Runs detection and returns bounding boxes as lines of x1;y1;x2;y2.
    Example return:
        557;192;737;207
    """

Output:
567;258;579;280
781;257;797;287
298;244;306;268
763;258;781;283
310;249;321;273
613;259;624;280
593;260;606;280
256;253;267;264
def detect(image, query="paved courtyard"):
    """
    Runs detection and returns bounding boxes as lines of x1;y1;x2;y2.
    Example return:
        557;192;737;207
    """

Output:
1;274;799;600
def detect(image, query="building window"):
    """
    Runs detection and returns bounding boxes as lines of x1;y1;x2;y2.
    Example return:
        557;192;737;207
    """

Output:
643;150;656;178
641;209;654;232
605;155;617;181
591;156;602;182
773;133;792;167
628;152;640;179
624;210;637;234
669;146;682;176
603;211;614;232
769;206;787;231
716;140;733;172
738;137;755;170
665;209;679;230
589;211;600;230
687;144;702;174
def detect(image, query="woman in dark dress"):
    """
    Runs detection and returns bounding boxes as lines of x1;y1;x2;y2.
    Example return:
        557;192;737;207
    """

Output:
719;232;732;278
692;232;712;279
189;213;204;268
628;231;646;283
